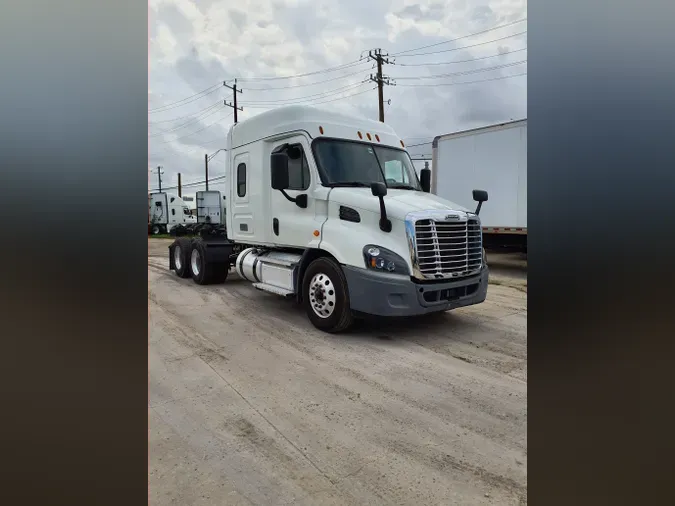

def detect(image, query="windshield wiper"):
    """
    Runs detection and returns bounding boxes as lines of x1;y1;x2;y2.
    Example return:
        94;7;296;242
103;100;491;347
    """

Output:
327;182;373;188
388;184;418;190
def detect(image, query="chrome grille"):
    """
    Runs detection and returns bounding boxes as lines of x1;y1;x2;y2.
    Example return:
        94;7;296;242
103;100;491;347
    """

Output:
413;217;482;279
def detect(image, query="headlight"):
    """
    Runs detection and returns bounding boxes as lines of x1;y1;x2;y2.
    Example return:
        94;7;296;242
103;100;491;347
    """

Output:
363;245;410;275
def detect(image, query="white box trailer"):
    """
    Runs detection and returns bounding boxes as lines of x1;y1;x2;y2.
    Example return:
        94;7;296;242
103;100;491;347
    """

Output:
431;119;527;250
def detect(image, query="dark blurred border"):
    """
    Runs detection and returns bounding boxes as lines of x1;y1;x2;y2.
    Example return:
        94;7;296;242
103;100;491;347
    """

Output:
0;1;149;504
529;0;675;504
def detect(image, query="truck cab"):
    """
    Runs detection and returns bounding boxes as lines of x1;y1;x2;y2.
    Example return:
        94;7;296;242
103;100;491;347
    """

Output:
169;105;489;332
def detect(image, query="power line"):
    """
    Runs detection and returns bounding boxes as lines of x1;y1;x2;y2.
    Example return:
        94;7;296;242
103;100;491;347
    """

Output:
241;85;376;109
394;31;527;58
396;47;527;66
152;110;234;145
397;71;527;87
392;60;527;80
149;83;223;113
149;102;226;137
240;80;367;105
242;67;370;91
392;18;527;56
149;99;224;125
235;58;368;81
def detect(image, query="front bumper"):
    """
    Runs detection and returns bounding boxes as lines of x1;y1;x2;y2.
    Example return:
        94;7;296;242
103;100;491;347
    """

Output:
342;265;489;317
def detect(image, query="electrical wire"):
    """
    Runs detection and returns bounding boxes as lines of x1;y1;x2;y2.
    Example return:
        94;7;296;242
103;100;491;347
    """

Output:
152;110;234;145
149;84;223;113
241;80;368;105
241;85;376;109
396;47;526;66
149;102;226;137
397;71;527;87
235;58;368;81
394;31;527;58
242;67;370;90
392;18;527;56
392;60;526;80
149;99;225;125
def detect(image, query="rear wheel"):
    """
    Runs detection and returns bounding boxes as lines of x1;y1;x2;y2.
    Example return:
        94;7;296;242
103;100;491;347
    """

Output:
302;257;353;333
190;240;228;285
173;238;192;278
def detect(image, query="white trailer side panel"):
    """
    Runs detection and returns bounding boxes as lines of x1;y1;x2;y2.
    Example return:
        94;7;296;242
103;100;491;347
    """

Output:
432;121;527;231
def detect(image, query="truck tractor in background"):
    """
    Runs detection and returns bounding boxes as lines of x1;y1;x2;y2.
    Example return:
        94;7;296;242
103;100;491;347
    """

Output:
168;105;490;333
148;192;196;235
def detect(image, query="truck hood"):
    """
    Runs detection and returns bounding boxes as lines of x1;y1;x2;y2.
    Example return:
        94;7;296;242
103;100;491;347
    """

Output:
328;188;471;221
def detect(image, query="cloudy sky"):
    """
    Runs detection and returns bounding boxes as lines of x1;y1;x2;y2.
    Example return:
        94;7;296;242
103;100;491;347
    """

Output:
149;0;527;194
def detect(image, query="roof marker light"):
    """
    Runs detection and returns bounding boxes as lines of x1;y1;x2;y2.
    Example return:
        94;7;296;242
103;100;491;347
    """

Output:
366;133;372;140
357;131;363;139
400;140;405;147
319;126;324;134
375;134;380;142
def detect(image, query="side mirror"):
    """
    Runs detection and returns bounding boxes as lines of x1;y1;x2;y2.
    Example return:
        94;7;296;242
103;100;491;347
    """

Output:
370;182;388;197
271;152;289;190
473;189;488;203
420;168;431;193
472;189;488;215
371;182;392;232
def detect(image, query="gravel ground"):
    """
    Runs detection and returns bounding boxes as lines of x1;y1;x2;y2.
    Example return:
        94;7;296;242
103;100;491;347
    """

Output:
148;238;527;505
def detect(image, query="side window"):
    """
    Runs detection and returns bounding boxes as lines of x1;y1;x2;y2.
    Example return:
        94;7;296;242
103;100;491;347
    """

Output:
237;163;246;197
273;144;310;190
384;160;408;183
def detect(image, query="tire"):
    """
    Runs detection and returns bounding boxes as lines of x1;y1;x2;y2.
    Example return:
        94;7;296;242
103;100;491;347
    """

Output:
173;238;192;278
151;224;161;235
302;257;354;333
190;240;228;285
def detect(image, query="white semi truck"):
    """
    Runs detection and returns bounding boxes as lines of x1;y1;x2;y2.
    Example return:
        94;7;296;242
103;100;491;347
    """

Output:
148;192;196;235
168;105;490;332
431;119;527;251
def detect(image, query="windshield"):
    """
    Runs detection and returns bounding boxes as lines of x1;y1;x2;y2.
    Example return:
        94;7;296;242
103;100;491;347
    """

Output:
312;139;421;190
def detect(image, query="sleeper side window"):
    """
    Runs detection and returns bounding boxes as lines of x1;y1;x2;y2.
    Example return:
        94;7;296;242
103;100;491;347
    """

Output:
237;163;246;197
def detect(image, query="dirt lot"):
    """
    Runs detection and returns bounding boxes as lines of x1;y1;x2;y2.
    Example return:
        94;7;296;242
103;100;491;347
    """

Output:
148;238;527;505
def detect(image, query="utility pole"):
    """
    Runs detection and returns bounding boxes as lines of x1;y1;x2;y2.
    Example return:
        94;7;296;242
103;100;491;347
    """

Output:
368;49;394;122
204;154;209;191
152;166;164;193
177;173;182;197
224;79;243;123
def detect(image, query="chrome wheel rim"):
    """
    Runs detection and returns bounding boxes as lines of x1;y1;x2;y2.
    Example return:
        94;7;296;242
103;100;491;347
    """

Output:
309;272;336;318
191;248;201;275
174;245;182;270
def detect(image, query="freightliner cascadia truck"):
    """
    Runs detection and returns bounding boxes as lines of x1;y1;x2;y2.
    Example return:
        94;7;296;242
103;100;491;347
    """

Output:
169;105;489;333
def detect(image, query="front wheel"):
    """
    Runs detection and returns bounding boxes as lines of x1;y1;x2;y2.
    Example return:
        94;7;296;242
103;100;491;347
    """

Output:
302;257;353;333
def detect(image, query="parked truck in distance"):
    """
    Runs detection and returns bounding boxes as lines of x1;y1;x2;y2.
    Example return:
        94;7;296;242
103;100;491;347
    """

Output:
431;119;527;252
168;105;490;332
148;192;196;235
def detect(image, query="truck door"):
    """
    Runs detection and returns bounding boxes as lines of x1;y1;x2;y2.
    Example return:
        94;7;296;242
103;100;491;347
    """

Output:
268;135;324;248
